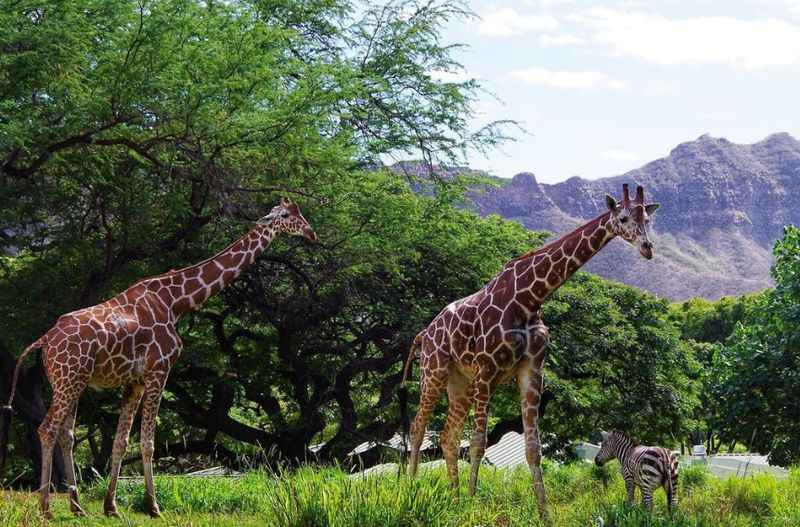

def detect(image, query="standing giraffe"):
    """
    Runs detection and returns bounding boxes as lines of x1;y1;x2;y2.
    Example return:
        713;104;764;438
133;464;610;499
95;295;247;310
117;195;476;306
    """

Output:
0;198;316;519
401;184;659;523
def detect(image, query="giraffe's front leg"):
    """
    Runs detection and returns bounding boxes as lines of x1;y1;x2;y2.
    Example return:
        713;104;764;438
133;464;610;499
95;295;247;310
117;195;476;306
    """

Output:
140;371;169;518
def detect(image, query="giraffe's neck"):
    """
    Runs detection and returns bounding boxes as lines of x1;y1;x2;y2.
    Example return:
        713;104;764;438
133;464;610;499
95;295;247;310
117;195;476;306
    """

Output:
151;225;276;320
513;212;615;310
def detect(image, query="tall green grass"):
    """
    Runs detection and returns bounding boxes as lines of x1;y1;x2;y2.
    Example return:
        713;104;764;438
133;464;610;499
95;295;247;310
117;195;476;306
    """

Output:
2;462;799;526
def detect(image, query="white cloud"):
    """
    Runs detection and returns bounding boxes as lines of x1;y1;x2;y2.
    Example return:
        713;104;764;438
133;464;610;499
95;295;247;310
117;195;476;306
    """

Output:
478;8;559;37
601;149;641;163
568;8;800;70
522;0;577;7
510;67;630;90
538;33;585;47
427;70;471;83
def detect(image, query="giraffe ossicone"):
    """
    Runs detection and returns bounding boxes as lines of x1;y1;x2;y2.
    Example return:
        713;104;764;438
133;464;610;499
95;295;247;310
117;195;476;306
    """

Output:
0;198;316;519
401;183;659;524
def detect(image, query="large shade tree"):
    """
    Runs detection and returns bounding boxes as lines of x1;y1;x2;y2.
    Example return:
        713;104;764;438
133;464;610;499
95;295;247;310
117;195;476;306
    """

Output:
712;225;800;466
0;0;511;483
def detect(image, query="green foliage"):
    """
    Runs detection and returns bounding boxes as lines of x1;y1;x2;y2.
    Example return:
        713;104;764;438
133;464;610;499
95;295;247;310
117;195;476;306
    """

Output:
712;225;800;465
680;464;711;493
4;464;800;526
0;0;521;478
669;295;759;344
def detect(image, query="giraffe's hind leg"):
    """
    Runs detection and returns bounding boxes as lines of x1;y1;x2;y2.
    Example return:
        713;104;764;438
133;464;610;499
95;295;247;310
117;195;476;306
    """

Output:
440;369;471;490
57;400;86;516
103;383;144;518
38;370;88;519
408;351;447;478
467;365;497;497
517;354;549;524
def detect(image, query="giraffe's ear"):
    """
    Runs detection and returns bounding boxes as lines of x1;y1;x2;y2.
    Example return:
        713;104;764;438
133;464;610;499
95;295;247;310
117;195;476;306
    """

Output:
645;203;660;215
280;197;290;207
605;194;619;213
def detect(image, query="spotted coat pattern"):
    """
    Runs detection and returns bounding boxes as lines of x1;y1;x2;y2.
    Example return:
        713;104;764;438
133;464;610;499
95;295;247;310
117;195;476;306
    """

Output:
402;184;659;524
3;199;315;519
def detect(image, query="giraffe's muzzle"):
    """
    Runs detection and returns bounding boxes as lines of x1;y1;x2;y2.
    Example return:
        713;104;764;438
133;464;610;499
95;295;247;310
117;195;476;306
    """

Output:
639;241;653;260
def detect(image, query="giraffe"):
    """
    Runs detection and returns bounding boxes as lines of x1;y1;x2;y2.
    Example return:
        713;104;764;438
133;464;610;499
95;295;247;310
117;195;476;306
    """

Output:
400;184;659;523
0;198;316;519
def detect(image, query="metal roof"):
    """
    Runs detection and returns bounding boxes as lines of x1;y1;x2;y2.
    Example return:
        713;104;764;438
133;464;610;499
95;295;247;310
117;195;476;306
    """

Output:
484;431;530;469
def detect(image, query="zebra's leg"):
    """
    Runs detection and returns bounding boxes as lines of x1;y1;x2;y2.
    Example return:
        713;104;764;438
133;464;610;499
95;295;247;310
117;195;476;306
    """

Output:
641;487;654;512
517;353;549;523
440;369;471;490
625;478;635;506
670;458;679;512
408;369;447;478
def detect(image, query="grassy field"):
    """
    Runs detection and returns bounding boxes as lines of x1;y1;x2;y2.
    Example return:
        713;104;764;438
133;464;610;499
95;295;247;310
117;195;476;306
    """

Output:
1;461;798;527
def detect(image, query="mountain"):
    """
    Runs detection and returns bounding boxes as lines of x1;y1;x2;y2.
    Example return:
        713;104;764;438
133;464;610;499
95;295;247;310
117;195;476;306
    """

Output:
468;133;800;300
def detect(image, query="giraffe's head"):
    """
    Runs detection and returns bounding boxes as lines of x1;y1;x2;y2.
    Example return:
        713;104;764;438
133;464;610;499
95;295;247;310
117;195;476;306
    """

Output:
257;198;317;242
605;184;659;260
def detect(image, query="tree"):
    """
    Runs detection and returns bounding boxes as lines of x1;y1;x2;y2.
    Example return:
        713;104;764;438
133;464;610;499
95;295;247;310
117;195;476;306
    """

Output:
712;225;800;465
0;0;510;483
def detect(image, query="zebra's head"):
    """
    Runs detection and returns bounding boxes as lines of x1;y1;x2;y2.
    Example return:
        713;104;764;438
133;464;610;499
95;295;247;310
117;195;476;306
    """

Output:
594;430;632;466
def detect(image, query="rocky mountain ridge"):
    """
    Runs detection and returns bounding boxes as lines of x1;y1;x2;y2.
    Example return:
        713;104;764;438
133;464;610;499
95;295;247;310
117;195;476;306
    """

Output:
468;132;800;300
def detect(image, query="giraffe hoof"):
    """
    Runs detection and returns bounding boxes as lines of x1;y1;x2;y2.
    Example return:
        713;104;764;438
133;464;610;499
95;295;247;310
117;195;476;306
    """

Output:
72;507;87;517
41;510;54;521
147;506;162;518
104;506;121;518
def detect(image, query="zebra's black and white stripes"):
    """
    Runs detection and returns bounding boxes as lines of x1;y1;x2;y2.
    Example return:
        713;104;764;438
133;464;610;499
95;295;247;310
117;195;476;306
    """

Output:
594;430;679;512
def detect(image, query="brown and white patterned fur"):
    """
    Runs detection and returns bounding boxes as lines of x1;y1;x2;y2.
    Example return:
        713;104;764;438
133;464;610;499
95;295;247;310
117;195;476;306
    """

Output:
1;198;315;519
401;185;659;523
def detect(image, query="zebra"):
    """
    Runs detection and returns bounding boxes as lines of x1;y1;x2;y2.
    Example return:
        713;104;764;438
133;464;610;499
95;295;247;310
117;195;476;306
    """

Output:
594;430;679;512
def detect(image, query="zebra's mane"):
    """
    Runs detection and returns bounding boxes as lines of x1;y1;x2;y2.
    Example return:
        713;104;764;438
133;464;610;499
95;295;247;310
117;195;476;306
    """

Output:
612;429;640;447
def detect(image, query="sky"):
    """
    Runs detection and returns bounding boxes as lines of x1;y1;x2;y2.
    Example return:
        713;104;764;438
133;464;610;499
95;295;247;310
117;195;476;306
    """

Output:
438;0;800;183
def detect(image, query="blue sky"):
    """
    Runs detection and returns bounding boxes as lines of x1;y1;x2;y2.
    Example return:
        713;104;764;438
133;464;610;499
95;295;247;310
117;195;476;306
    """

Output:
438;0;800;183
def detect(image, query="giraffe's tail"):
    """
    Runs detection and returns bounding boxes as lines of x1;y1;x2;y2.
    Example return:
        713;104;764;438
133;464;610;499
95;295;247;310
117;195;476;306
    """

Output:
398;333;423;464
401;333;423;387
2;336;45;412
1;336;45;470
